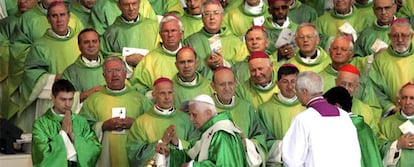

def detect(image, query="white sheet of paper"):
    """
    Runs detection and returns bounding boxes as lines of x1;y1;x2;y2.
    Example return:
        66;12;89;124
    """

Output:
253;16;265;26
112;107;126;134
208;34;222;54
399;120;414;134
338;22;357;41
274;28;295;48
370;38;388;53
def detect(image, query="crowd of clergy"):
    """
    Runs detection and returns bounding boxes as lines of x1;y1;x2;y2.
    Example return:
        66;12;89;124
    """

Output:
0;0;413;166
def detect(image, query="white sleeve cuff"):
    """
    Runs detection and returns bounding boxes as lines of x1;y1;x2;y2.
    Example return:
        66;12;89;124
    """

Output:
59;130;77;161
383;140;400;166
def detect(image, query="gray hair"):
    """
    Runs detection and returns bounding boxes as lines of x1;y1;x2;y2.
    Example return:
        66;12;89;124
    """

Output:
296;22;319;37
201;0;224;15
103;56;127;71
296;71;324;96
330;35;354;50
159;15;184;32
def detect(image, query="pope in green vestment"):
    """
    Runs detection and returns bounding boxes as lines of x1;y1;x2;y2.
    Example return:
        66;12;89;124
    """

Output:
378;111;414;167
61;55;106;93
213;94;272;166
32;109;102;167
79;86;151;167
172;73;214;109
90;0;157;35
126;107;196;167
223;1;270;37
102;16;161;57
169;112;249;167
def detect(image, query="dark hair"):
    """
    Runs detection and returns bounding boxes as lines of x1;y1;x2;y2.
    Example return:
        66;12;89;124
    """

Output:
277;65;299;81
52;79;75;96
78;28;99;44
323;86;352;112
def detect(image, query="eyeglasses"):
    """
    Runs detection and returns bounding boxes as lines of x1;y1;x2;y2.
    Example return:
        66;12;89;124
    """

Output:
296;35;318;40
338;81;358;89
270;5;289;10
374;5;394;12
202;10;222;17
104;68;125;74
330;47;352;52
389;33;412;40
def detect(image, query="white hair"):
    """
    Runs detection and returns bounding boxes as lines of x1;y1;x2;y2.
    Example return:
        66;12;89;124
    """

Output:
189;101;217;115
296;71;324;96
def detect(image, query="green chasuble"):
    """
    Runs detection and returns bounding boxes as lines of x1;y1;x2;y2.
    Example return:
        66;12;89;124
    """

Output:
299;0;329;16
62;55;106;92
172;73;214;108
378;111;414;167
79;86;151;167
257;94;305;140
5;0;18;16
130;44;178;90
397;0;414;28
354;22;391;57
314;6;372;49
0;33;9;117
354;2;376;27
352;98;380;137
262;17;298;55
350;114;382;167
369;44;414;111
319;64;338;93
169;112;248;167
223;3;270;37
69;2;93;28
184;27;248;80
213;95;273;165
284;47;331;73
236;72;280;109
32;109;101;167
16;2;84;44
180;12;203;39
147;0;184;16
288;0;318;24
102;16;160;57
126;107;196;167
17;29;80;132
90;0;157;35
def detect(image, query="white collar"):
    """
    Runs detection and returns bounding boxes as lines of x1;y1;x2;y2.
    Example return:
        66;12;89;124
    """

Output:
257;80;273;90
300;49;320;64
51;108;65;117
106;85;127;92
401;110;414;119
178;75;197;86
154;105;174;115
121;15;140;24
162;43;182;55
81;56;100;67
215;94;235;106
244;0;264;15
48;28;70;39
277;93;297;103
272;17;290;29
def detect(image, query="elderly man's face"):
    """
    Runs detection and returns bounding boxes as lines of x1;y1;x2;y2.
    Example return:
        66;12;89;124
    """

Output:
153;82;174;109
245;29;269;53
373;0;396;26
211;69;236;104
188;103;213;129
78;31;100;60
80;0;97;9
399;85;414;116
202;3;224;33
268;1;289;25
333;0;352;14
47;4;70;36
295;26;319;56
249;58;273;86
277;74;297;98
335;71;360;97
329;38;354;65
186;0;205;15
389;24;413;53
175;49;198;81
160;20;183;51
18;0;37;13
118;0;139;21
103;60;127;90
